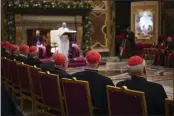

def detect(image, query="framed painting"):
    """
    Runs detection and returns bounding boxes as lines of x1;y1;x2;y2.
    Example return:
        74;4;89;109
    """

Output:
131;1;160;44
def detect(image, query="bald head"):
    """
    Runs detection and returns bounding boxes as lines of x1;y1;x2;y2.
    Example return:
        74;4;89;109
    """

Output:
167;36;172;42
36;30;40;36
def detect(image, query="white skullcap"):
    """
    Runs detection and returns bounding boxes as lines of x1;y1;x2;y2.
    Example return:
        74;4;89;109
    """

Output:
62;22;66;25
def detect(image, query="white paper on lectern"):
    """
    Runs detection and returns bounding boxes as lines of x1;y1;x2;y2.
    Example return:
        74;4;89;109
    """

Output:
61;30;77;35
58;27;70;36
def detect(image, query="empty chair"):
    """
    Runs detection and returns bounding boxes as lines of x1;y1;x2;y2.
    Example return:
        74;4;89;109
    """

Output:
28;65;43;112
3;58;12;89
17;62;35;114
39;72;65;115
165;98;174;116
2;57;6;87
107;85;147;116
9;60;19;87
9;59;20;101
29;66;42;98
61;78;93;116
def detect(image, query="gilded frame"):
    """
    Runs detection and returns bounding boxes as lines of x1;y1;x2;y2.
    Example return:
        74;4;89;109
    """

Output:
165;98;174;116
61;78;93;116
131;1;160;44
133;7;155;40
106;85;147;116
39;71;65;116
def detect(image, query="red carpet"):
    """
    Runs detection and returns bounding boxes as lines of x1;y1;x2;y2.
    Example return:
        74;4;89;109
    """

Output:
40;57;105;67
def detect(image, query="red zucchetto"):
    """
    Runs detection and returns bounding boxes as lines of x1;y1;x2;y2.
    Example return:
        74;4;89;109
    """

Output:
85;50;101;64
127;56;146;73
29;46;39;56
19;44;29;54
54;53;67;65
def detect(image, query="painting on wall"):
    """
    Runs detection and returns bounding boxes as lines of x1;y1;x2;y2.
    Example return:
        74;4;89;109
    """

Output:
135;10;154;39
131;1;160;44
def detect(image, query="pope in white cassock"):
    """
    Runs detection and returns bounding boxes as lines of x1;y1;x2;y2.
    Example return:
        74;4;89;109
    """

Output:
50;22;69;57
58;22;70;57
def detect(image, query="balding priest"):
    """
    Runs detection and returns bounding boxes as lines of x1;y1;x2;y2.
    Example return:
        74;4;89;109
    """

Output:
117;56;167;115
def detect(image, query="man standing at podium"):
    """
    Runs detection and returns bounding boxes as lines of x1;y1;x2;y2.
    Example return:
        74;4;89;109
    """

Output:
57;22;70;57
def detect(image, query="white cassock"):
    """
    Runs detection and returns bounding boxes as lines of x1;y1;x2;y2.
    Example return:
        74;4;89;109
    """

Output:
57;27;70;57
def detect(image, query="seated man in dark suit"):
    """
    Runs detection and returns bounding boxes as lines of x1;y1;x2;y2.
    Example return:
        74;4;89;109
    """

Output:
48;53;71;78
159;37;174;66
16;44;29;63
2;87;23;116
39;53;56;72
9;44;19;60
25;46;42;67
117;56;167;116
72;50;114;114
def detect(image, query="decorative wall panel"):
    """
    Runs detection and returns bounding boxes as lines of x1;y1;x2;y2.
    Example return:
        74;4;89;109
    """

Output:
89;1;109;51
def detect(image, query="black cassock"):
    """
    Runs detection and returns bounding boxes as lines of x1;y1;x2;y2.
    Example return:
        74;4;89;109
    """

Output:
117;76;167;116
127;31;135;56
159;42;174;66
30;36;44;46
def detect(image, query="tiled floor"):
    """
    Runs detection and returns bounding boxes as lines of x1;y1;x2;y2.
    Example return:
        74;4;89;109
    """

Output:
67;60;174;98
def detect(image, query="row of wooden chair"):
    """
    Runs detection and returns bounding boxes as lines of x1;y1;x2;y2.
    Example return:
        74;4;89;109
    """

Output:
2;57;173;116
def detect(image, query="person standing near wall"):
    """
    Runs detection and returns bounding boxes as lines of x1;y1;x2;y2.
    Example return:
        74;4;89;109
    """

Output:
126;26;135;56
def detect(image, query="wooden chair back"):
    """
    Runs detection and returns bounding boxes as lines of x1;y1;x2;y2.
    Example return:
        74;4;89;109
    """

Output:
39;71;65;115
62;78;93;116
107;85;147;116
28;66;41;98
2;58;11;82
9;59;19;87
165;98;174;116
16;62;32;94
